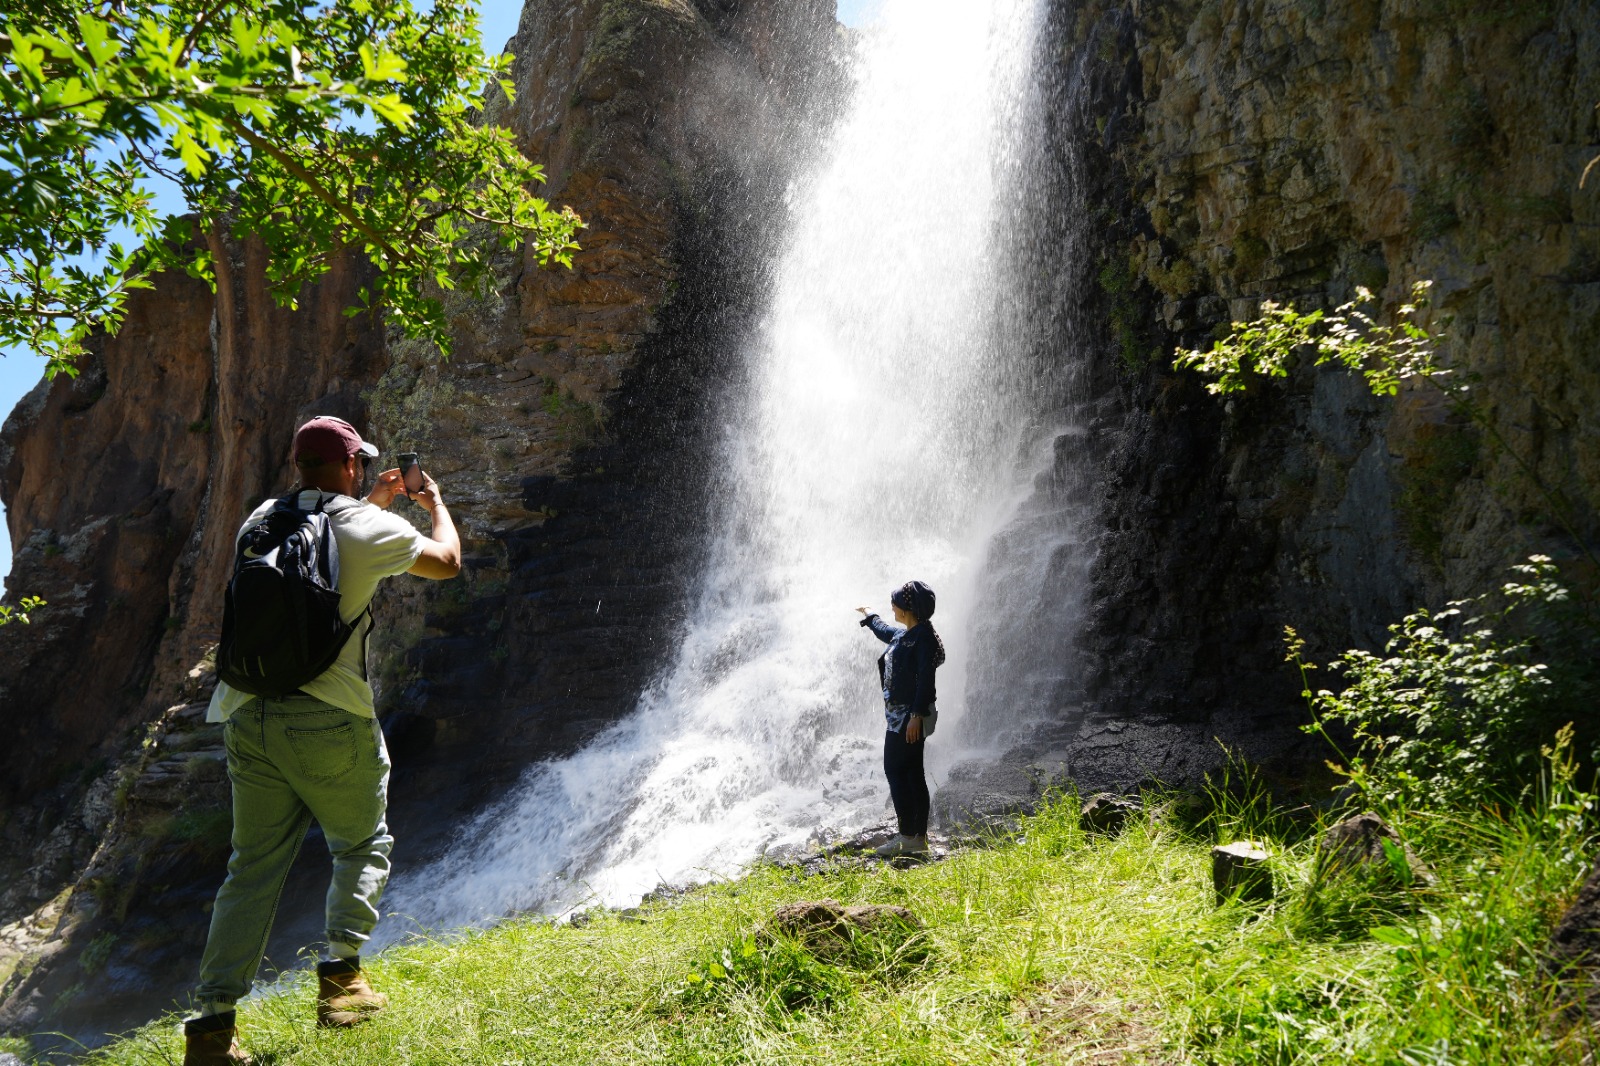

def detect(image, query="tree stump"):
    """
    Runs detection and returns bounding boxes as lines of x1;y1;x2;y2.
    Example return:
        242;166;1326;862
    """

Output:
1212;841;1273;904
1080;793;1140;835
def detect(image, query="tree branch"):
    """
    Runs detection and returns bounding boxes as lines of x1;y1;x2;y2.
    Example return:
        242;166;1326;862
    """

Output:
224;116;408;264
179;0;236;63
0;305;79;319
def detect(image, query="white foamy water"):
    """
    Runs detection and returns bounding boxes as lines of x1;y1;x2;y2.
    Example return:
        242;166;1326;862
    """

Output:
384;0;1054;934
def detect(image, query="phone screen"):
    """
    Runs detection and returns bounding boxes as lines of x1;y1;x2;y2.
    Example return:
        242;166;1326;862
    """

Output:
399;453;423;496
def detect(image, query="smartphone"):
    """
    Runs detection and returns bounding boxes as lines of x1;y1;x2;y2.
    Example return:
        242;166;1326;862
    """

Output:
398;453;424;497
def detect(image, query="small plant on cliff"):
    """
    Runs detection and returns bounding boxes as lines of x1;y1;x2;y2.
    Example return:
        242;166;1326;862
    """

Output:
1175;282;1599;574
0;0;584;375
1174;281;1439;398
0;595;45;626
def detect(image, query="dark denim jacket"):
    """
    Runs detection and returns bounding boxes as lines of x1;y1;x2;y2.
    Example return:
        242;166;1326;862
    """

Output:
860;614;946;733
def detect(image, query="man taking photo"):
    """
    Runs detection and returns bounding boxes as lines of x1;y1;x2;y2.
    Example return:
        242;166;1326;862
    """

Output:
183;416;460;1065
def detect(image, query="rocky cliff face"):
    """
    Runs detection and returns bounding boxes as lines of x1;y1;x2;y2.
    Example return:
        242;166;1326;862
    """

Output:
1067;0;1600;768
0;0;834;1041
938;0;1599;812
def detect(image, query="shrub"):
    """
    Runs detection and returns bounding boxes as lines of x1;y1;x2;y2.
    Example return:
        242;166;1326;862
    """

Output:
675;934;856;1015
1291;557;1583;812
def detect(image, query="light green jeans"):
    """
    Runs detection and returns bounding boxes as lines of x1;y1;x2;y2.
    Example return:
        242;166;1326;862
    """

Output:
196;694;392;1007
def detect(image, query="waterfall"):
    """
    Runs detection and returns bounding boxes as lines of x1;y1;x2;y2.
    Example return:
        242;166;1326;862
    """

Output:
385;0;1066;933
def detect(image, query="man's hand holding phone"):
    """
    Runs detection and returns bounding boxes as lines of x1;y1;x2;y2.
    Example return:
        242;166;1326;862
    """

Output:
394;452;442;508
370;452;443;511
398;453;424;495
366;469;406;510
404;461;458;579
410;470;444;511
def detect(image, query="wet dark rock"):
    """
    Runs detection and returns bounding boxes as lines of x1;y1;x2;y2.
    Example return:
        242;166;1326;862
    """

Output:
764;821;949;876
1546;857;1600;1018
639;880;708;908
379;712;438;764
936;709;1310;828
1318;811;1432;885
1080;793;1141;835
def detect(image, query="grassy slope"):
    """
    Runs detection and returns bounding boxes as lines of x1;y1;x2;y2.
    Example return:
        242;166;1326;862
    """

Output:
72;789;1597;1066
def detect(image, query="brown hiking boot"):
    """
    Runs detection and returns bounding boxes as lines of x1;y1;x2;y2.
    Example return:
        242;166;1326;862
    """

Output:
183;1012;253;1065
317;958;387;1028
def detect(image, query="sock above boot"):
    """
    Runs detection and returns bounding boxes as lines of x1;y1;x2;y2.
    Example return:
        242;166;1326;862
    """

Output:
318;957;361;977
184;1011;237;1035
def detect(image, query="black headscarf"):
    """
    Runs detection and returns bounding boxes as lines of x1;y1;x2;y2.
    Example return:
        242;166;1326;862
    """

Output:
890;580;936;622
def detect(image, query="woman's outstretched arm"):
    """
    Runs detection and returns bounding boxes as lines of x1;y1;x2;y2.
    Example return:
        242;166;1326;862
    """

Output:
856;607;901;644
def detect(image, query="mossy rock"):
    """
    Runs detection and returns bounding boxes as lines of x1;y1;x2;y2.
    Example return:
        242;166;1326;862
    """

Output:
763;900;925;965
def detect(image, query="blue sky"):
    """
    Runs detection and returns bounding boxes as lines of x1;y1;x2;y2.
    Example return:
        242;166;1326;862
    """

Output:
0;0;883;584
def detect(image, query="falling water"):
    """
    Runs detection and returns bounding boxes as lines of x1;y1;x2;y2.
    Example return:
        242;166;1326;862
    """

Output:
386;0;1065;933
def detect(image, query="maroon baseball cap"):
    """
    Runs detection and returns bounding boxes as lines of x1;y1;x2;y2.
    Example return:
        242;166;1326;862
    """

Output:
292;416;380;465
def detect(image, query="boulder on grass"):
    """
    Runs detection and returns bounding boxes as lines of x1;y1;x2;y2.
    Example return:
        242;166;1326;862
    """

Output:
1318;811;1433;885
766;900;922;960
1212;841;1273;905
1080;793;1141;835
1546;857;1600;1019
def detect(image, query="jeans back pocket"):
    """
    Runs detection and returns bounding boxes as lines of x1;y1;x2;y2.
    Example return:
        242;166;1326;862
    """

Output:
287;721;357;781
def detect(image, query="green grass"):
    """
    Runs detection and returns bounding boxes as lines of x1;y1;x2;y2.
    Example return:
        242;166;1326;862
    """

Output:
71;787;1598;1066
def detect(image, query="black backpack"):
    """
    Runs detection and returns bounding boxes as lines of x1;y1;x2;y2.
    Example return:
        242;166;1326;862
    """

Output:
216;493;365;697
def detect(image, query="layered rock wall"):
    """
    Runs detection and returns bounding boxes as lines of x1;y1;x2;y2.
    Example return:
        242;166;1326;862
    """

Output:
0;0;833;1040
0;245;385;903
1078;0;1599;755
941;0;1598;809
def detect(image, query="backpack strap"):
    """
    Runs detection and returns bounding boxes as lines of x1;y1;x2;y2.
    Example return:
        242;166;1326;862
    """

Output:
359;603;374;681
321;494;364;517
283;491;372;678
278;489;363;516
316;492;373;680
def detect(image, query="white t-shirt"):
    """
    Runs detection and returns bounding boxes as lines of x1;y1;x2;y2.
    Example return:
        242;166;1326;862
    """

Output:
207;489;429;722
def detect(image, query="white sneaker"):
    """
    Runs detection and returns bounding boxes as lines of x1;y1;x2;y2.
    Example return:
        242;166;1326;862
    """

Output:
875;835;908;857
875;834;929;858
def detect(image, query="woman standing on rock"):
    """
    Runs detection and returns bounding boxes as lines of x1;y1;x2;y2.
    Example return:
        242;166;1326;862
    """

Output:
856;580;946;858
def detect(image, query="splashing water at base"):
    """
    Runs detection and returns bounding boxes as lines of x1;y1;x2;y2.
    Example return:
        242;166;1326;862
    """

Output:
386;0;1052;933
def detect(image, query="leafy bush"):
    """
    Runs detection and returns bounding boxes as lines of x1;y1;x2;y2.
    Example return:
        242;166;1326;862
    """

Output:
1290;557;1590;812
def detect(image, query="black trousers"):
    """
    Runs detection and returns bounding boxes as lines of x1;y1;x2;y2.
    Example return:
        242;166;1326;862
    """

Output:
883;729;930;837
